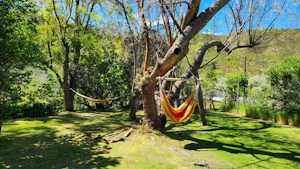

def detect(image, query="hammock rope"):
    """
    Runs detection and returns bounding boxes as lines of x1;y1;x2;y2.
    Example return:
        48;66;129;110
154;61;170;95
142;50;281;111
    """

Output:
70;88;112;104
158;76;200;123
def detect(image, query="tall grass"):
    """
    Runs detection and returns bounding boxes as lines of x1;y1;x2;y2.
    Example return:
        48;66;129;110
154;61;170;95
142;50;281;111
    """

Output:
245;105;300;126
219;102;235;112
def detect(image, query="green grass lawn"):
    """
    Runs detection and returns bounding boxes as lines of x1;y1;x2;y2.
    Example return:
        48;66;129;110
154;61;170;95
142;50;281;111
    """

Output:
0;110;299;169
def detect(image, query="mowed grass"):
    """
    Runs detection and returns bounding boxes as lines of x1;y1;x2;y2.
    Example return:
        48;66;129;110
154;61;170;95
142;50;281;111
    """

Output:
0;110;299;169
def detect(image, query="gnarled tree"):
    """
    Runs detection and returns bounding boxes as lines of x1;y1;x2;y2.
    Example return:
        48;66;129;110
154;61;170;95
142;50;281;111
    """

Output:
135;0;230;130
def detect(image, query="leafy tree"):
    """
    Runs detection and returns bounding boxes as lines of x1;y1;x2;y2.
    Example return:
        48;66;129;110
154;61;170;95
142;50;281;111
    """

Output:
0;0;40;134
268;57;300;113
248;75;271;107
225;71;248;101
38;0;100;111
201;63;222;109
75;32;131;110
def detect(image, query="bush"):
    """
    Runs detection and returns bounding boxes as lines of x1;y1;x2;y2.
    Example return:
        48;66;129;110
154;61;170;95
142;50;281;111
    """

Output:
245;105;300;126
219;102;235;112
245;105;273;120
268;57;300;113
19;103;57;118
0;104;22;119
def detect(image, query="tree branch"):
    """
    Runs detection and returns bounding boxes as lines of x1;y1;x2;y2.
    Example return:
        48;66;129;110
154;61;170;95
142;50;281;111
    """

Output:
181;0;200;30
47;41;64;88
165;5;183;34
52;0;63;35
160;0;172;47
115;0;133;33
136;0;150;74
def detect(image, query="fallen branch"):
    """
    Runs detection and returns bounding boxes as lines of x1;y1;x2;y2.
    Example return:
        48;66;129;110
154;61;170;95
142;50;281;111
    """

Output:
102;128;126;138
194;162;213;169
109;127;133;143
150;135;156;144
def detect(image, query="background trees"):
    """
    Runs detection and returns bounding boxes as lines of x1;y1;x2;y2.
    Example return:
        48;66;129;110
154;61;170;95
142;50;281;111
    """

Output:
268;57;300;113
38;0;102;111
0;0;41;134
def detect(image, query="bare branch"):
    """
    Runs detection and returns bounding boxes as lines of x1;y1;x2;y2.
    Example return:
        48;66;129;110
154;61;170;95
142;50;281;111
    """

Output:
160;0;173;47
165;5;184;34
136;0;150;74
114;0;133;33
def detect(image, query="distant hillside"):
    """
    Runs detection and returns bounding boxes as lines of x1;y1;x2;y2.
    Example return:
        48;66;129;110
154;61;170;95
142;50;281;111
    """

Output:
195;29;300;57
249;29;300;57
184;29;300;76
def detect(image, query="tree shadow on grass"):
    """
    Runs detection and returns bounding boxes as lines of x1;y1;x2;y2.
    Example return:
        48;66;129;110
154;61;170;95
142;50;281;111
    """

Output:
0;111;141;169
0;129;121;169
165;112;300;168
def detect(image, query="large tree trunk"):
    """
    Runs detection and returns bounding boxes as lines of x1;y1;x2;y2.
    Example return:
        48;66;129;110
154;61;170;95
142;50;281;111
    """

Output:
141;83;158;128
64;86;74;111
62;40;74;111
141;82;167;130
129;95;138;120
129;42;138;121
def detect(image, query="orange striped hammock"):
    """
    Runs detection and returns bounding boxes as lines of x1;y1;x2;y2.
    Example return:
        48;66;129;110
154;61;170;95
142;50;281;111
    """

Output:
70;88;112;104
158;77;200;123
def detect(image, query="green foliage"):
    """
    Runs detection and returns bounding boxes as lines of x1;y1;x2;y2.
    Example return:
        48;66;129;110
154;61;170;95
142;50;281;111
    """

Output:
0;104;22;119
248;75;272;107
0;0;41;104
75;33;131;110
245;105;300;126
219;102;235;112
20;103;57;118
0;102;58;119
245;105;273;120
268;57;300;113
225;71;248;101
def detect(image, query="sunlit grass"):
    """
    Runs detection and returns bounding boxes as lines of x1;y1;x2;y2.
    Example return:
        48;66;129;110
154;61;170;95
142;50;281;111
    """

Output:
0;110;299;169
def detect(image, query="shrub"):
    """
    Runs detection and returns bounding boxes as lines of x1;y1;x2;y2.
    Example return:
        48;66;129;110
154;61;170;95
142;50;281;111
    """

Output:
245;105;300;126
18;103;57;118
245;105;273;120
0;104;22;119
268;57;300;113
219;102;235;112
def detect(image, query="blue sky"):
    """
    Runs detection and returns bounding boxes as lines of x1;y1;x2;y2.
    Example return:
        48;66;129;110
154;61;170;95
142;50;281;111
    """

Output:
96;0;300;35
199;0;300;35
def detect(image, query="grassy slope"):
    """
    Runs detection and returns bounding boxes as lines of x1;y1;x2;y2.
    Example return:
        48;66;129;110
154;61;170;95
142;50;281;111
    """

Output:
1;111;299;169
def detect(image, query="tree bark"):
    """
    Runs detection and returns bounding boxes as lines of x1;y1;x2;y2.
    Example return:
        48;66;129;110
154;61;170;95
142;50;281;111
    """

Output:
195;72;208;125
141;83;158;129
129;95;138;121
62;39;74;111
